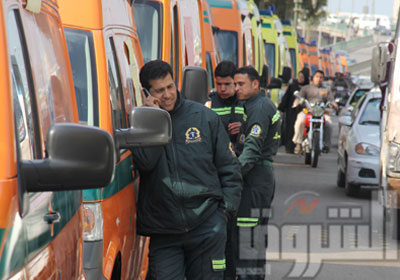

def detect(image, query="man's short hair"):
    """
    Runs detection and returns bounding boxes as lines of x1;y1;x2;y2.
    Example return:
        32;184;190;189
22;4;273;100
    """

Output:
314;70;324;76
140;60;173;90
215;61;236;78
235;66;260;82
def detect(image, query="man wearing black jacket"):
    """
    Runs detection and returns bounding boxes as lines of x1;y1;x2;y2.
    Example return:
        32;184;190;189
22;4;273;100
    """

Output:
133;60;242;280
207;61;245;280
234;66;280;280
207;61;245;148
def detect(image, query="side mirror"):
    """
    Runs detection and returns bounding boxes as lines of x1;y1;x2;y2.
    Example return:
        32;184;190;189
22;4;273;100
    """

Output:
181;66;209;104
371;43;391;84
338;115;352;126
267;77;282;89
281;66;292;84
260;64;269;88
115;106;172;149
347;105;354;113
22;123;115;192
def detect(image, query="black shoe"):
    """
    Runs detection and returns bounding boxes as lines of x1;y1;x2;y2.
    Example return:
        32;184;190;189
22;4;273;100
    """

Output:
322;146;330;153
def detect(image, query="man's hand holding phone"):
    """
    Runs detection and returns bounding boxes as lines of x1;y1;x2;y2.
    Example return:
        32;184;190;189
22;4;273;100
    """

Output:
141;88;161;108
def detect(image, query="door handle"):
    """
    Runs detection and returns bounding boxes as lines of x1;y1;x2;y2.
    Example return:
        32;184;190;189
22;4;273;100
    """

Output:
44;211;60;224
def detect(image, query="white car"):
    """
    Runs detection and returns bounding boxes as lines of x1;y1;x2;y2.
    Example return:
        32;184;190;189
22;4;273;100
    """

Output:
337;90;381;196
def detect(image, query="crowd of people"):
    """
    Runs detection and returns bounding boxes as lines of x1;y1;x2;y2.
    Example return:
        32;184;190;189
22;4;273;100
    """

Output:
134;58;345;279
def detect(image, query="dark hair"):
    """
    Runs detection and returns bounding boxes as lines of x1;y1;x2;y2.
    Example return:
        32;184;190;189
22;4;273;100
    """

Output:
140;60;173;90
215;60;236;78
314;70;324;76
234;66;260;82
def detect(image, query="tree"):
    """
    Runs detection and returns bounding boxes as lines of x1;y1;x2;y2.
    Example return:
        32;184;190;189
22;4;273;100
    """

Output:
255;0;327;24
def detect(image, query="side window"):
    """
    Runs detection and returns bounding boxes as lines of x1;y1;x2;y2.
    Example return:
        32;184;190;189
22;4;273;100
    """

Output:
351;94;367;120
7;10;39;160
64;28;98;126
106;37;127;129
173;5;180;85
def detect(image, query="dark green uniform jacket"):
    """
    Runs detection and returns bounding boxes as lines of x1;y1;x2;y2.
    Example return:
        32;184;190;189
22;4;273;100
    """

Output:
209;92;245;144
132;93;242;236
237;91;281;176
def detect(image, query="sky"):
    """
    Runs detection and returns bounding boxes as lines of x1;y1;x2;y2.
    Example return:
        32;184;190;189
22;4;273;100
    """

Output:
326;0;394;19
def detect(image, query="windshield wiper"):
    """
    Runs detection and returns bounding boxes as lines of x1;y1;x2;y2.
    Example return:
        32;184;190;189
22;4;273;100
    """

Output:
360;120;380;125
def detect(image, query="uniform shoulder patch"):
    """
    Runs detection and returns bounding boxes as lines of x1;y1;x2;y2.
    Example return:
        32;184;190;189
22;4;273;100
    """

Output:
249;124;261;137
185;127;202;143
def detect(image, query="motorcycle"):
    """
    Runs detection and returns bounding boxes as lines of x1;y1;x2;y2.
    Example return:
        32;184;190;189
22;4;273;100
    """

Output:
332;85;349;115
294;91;332;168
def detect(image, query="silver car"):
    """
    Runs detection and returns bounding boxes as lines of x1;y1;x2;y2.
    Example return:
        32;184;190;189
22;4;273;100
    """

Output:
337;90;381;196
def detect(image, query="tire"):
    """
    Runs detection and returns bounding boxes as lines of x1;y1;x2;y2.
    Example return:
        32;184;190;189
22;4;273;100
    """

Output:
111;254;121;280
305;152;311;164
344;161;360;196
311;131;320;168
337;167;345;188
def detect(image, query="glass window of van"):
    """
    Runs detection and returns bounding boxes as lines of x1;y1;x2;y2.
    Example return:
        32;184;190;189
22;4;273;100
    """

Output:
64;29;98;126
216;30;238;66
205;53;214;90
289;48;297;77
106;38;127;129
133;1;162;64
7;10;39;160
264;43;275;78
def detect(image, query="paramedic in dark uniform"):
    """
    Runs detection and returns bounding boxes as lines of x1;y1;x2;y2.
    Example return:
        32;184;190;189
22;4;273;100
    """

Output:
132;60;242;280
234;66;281;280
207;61;244;148
207;61;245;280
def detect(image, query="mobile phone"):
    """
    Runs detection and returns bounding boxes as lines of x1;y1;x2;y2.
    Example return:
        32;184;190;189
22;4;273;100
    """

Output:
142;88;150;97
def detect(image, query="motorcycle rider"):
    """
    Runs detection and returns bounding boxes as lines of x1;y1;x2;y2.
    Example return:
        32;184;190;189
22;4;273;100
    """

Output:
292;70;337;154
331;72;349;102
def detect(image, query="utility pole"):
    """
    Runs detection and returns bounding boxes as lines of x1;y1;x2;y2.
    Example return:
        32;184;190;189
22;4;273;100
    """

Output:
293;0;303;26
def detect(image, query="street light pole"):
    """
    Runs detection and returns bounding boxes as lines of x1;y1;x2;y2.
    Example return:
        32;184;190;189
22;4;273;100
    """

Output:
293;0;302;26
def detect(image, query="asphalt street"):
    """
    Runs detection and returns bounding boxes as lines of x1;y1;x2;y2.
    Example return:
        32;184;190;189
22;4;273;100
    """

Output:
263;115;400;279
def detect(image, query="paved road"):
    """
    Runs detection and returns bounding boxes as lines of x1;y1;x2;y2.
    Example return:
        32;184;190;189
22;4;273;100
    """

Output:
262;116;400;279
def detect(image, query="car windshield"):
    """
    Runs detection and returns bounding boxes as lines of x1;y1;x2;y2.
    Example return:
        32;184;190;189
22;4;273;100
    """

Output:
216;30;238;66
133;1;162;64
349;89;369;106
359;98;381;125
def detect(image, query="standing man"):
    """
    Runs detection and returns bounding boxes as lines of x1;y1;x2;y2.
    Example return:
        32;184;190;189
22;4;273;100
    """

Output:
207;61;244;147
133;60;242;280
207;61;245;280
234;66;281;280
292;70;337;154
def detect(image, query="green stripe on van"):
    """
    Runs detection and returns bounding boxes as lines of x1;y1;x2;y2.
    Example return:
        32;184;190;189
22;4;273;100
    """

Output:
262;23;271;29
0;228;4;246
0;224;26;279
207;0;233;9
83;155;134;201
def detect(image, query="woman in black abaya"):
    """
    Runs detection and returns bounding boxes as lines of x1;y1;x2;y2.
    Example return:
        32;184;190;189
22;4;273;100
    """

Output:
278;69;310;153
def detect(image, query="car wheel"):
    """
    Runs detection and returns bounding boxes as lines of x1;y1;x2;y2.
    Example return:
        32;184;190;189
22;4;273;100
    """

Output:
337;167;345;188
345;161;360;196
